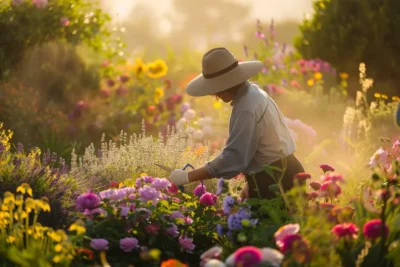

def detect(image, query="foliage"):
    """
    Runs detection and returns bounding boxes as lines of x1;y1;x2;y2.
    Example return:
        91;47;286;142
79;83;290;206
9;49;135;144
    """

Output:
0;123;78;228
294;0;400;96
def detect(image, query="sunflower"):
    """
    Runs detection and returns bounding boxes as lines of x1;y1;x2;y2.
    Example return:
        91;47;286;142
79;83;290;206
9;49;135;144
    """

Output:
133;58;148;77
146;59;168;79
154;87;165;104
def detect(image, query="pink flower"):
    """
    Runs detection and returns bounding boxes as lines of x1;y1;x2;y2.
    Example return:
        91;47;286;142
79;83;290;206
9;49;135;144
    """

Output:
199;192;217;206
179;236;195;251
83;208;104;216
90;239;109;251
200;246;223;260
307;191;319;200
363;219;389;240
151;178;171;190
321;173;344;183
276;235;311;264
255;31;265;39
172;197;180;203
368;147;389;167
320;181;342;198
331;223;359;239
60;17;70;27
274;223;300;243
120;206;130;217
310;181;321;191
290;68;298;75
294;172;311;181
32;0;47;8
185;217;193;225
193;184;206;197
76;191;100;211
320;164;335;173
119;237;139;252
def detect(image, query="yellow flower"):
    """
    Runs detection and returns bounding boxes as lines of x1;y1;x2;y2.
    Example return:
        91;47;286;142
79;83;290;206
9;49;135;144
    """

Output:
339;72;349;80
3;192;15;206
54;244;63;252
133;58;148;77
14;211;28;220
213;101;222;109
48;231;64;242
140;173;148;177
24;197;36;213
149;249;161;260
307;79;314;86
195;146;205;157
69;222;86;235
314;72;323;80
374;93;381;98
37;198;51;212
393;96;400;101
16;183;33;196
381;94;388;100
146;59;168;79
53;255;62;263
154;87;165;104
6;236;15;244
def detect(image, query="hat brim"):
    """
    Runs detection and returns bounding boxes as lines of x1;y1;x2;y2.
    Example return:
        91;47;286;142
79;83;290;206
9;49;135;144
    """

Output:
185;61;263;97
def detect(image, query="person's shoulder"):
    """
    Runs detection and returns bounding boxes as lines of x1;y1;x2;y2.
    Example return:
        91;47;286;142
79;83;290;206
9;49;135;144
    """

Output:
235;83;268;113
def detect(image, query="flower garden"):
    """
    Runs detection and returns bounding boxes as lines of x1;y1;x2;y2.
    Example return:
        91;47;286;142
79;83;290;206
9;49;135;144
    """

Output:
1;0;400;266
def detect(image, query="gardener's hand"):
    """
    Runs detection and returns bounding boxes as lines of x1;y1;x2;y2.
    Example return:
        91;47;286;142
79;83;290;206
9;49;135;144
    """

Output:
240;183;249;200
169;169;189;186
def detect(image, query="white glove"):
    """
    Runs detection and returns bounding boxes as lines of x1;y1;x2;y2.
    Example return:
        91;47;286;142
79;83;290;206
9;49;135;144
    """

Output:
169;169;189;186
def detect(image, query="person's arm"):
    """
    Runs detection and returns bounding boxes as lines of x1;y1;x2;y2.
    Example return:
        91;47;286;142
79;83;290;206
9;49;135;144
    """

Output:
169;110;259;186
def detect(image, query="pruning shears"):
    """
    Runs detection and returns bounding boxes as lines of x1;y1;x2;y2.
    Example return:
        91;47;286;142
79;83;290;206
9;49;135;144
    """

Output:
154;163;204;193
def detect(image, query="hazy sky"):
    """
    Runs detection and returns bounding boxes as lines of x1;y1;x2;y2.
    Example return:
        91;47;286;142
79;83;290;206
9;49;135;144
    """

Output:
103;0;314;33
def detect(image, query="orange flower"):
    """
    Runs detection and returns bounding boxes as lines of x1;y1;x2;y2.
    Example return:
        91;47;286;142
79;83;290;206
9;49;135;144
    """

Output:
339;72;349;80
161;259;188;267
195;146;205;157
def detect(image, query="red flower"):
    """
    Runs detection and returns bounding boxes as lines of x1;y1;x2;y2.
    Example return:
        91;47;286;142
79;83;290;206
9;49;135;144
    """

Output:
108;181;119;189
310;181;321;191
294;173;312;181
332;223;359;240
76;248;94;260
145;224;160;235
363;219;389;240
319;164;335;173
161;259;188;267
168;183;179;195
307;191;318;201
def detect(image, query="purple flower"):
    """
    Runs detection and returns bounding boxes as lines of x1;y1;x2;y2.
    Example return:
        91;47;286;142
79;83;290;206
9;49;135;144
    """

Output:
84;208;104;216
193;184;206;197
151;178;171;190
135;178;142;187
227;208;252;230
216;224;225;237
76;191;100;212
143;176;154;183
138;186;160;201
179;236;195;251
166;224;179;237
170;210;185;220
223;196;235;214
216;178;227;195
99;189;126;202
120;237;139;252
90;239;109;251
120;206;130;217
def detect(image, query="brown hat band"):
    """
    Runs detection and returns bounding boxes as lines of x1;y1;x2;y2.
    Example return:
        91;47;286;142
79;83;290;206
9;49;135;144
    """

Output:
202;60;239;79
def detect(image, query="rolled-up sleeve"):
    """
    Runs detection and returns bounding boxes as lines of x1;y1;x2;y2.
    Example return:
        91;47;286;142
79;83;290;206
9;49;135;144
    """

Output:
205;110;259;179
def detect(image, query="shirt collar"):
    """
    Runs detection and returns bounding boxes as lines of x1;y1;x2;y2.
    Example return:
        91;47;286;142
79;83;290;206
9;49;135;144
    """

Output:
230;80;250;106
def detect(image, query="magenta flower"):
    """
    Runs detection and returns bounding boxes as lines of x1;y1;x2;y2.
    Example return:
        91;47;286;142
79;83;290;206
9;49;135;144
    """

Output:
193;184;206;197
178;236;195;251
294;172;311;181
307;191;319;201
320;164;335;173
138;186;160;201
255;31;265;39
321;173;344;183
166;224;179;237
168;183;179;194
277;234;310;264
363;219;389;240
119;237;139;252
274;224;300;243
310;181;321;191
234;246;263;266
76;191;100;211
320;181;342;198
199;192;218;206
331;223;359;239
90;239;109;251
84;208;104;216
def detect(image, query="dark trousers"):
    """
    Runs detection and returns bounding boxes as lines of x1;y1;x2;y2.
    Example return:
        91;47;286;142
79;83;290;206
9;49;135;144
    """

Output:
245;154;305;199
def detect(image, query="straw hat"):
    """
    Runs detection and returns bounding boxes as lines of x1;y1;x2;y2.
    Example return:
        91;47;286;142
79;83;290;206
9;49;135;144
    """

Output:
186;47;263;97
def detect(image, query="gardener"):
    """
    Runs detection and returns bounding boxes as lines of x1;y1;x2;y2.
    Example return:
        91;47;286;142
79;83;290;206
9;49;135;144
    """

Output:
168;47;305;199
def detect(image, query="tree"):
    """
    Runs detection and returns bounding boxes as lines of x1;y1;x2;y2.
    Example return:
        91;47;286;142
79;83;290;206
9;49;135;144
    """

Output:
294;0;400;97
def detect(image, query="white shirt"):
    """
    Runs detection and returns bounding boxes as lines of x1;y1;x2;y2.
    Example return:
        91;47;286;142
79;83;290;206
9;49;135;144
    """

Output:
205;81;296;179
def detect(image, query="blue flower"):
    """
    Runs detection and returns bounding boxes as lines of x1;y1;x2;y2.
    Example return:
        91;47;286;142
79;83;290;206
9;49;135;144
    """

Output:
223;195;235;214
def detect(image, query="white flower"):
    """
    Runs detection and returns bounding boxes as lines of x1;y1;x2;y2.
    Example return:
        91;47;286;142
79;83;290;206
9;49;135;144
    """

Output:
176;118;187;131
261;248;284;267
183;109;196;121
202;125;213;136
193;130;204;140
